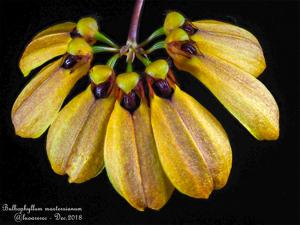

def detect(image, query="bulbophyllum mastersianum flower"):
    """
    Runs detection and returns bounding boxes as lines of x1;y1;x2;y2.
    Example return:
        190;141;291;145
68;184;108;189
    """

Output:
12;38;93;138
46;65;115;183
163;11;266;77
11;0;281;211
164;11;279;140
145;59;232;198
104;72;174;211
19;17;99;77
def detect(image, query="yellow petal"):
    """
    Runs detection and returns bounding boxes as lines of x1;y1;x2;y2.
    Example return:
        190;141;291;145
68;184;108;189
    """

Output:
191;20;266;77
19;33;72;76
33;22;76;39
192;20;259;43
170;86;232;189
104;100;173;211
171;52;279;140
12;59;62;116
46;87;94;175
66;94;115;183
47;86;115;181
151;90;215;198
12;58;91;138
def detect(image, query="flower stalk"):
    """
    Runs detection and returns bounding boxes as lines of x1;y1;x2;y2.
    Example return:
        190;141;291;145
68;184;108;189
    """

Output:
145;40;166;54
95;31;119;48
136;54;151;66
139;27;165;47
126;61;133;72
106;54;120;68
127;0;145;44
92;46;119;53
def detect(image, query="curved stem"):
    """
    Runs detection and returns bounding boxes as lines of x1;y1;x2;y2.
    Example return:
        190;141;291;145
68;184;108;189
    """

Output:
92;46;119;54
127;0;145;44
136;54;151;66
139;27;165;47
145;40;165;54
95;31;119;48
126;61;133;72
106;54;120;68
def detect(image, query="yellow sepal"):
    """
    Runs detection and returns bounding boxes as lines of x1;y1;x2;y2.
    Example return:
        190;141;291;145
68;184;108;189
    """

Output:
12;57;92;138
33;22;76;39
104;100;174;211
168;50;279;140
46;85;115;182
191;20;266;77
19;33;71;76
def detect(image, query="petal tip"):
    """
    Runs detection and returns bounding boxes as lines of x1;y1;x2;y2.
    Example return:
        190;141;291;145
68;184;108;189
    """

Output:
12;119;43;139
67;176;77;184
19;59;30;77
256;127;280;141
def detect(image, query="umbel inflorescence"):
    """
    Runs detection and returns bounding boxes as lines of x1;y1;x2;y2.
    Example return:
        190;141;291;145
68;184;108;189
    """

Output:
11;0;279;211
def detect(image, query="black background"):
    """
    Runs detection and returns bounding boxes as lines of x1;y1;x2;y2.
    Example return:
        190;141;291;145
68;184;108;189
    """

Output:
0;0;299;224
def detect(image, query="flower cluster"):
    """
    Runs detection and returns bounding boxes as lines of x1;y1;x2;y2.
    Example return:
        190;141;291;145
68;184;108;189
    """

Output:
11;8;279;211
164;12;279;140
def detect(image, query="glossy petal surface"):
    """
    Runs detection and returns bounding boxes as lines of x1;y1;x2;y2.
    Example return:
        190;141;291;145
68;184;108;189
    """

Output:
151;86;232;197
20;33;72;76
191;20;265;77
104;101;173;211
12;58;90;138
33;22;76;39
47;86;115;182
168;48;279;140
